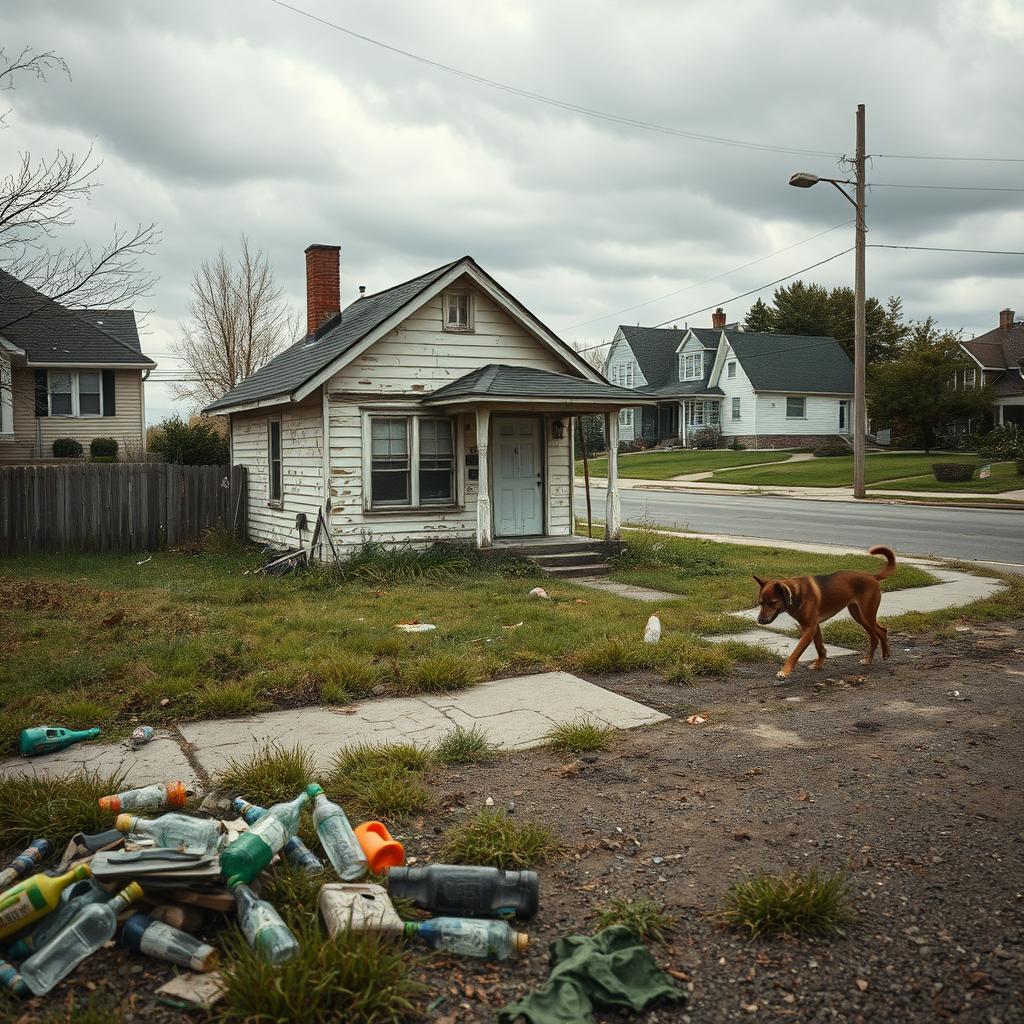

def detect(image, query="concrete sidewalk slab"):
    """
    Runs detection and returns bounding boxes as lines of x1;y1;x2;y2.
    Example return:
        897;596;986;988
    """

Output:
569;578;679;602
715;628;857;662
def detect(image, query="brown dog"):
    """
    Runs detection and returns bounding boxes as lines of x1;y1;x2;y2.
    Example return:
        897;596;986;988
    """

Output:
753;545;895;679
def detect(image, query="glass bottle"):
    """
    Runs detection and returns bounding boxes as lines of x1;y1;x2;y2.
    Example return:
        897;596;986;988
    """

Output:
7;879;111;959
0;864;92;941
98;781;187;815
308;784;367;881
115;812;222;852
220;788;311;887
233;797;323;873
404;917;528;960
233;882;299;964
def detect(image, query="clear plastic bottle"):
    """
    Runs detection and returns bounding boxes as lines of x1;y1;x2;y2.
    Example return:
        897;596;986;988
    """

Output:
20;882;142;995
404;917;528;959
233;882;299;964
233;797;323;873
7;879;112;959
115;812;222;852
308;784;367;881
98;781;187;815
120;913;219;972
220;789;311;888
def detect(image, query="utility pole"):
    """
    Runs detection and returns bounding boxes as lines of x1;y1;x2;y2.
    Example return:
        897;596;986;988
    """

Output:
853;103;867;499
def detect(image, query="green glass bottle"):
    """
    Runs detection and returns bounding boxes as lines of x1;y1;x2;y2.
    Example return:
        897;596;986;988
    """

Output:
220;788;311;887
233;882;299;964
0;864;92;941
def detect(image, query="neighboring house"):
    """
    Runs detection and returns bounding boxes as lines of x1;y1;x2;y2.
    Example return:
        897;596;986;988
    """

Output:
204;245;643;553
0;271;155;462
958;307;1024;429
605;308;854;448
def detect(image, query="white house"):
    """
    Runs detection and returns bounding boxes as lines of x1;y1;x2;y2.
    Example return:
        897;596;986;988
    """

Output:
606;309;854;448
205;246;645;555
958;307;1024;429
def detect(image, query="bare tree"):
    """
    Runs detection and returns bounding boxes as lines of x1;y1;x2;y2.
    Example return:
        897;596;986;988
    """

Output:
0;46;158;331
171;236;300;409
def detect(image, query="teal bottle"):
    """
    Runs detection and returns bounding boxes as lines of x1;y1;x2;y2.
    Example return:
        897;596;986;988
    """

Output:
0;956;28;998
220;788;311;888
19;727;101;757
233;798;323;873
308;784;367;881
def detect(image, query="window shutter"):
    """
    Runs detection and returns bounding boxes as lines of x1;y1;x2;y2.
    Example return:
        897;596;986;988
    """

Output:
34;370;48;417
102;370;116;416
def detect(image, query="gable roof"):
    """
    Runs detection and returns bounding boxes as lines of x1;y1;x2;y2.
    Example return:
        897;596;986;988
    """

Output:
961;322;1024;371
723;331;853;394
0;270;152;366
422;364;647;405
988;369;1024;397
205;256;601;414
617;326;686;388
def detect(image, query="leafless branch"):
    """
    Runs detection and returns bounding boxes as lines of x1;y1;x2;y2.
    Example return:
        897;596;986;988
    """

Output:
0;47;70;130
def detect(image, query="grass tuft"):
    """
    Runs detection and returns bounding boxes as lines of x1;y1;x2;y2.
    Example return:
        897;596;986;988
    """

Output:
440;809;560;869
216;742;318;807
571;638;661;675
310;653;383;702
718;869;854;939
332;742;433;776
219;917;421;1024
434;724;498;764
194;680;268;718
597;897;677;943
323;742;434;821
398;652;482;694
545;716;616;754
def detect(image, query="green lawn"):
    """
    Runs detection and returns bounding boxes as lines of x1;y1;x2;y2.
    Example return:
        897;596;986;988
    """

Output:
577;449;797;480
871;461;1023;494
711;453;994;488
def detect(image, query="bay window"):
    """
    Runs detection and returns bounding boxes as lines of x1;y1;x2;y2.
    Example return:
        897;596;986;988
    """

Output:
369;415;456;509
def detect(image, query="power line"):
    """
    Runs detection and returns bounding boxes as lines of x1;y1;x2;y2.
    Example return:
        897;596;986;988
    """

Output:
561;220;855;332
870;244;1024;256
876;152;1024;164
871;182;1024;193
265;0;842;159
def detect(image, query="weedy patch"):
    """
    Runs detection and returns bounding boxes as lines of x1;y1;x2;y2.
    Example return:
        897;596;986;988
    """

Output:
571;637;663;675
194;680;269;719
216;742;319;807
219;918;421;1024
310;653;383;702
718;869;854;939
397;652;483;694
434;724;498;764
597;897;677;943
31;992;124;1024
440;809;560;869
545;716;616;754
323;742;434;821
259;862;333;931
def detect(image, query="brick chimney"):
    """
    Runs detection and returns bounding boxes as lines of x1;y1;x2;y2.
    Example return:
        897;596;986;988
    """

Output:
305;244;341;336
712;307;726;329
999;307;1015;330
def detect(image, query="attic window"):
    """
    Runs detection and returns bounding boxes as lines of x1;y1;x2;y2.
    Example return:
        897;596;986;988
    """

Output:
680;352;702;381
727;361;736;379
443;292;473;332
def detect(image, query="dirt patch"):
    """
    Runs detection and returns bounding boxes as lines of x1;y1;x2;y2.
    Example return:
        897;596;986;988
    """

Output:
0;578;107;613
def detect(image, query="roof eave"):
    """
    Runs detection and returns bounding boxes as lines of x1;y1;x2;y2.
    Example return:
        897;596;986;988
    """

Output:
204;393;297;416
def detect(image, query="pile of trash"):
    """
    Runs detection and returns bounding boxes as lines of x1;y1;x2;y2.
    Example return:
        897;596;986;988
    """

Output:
0;758;538;1008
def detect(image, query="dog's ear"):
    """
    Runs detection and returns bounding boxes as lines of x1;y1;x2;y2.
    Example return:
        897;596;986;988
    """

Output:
752;575;766;588
775;582;793;607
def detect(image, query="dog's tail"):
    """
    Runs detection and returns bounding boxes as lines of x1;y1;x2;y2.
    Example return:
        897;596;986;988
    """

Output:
869;545;896;580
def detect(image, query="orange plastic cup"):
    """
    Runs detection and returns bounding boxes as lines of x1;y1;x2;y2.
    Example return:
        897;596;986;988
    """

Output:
354;821;405;874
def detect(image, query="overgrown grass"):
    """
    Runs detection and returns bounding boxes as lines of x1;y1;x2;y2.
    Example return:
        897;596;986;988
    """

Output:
546;716;617;754
597;897;677;943
718;869;854;939
440;809;561;869
322;742;434;822
0;771;126;852
218;917;421;1024
217;743;319;807
396;651;483;694
434;725;498;764
871;460;1021;494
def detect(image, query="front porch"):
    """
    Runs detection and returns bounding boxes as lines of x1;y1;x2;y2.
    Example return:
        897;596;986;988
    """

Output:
994;397;1024;427
641;398;722;446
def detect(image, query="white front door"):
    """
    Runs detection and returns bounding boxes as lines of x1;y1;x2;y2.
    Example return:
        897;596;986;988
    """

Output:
493;416;544;537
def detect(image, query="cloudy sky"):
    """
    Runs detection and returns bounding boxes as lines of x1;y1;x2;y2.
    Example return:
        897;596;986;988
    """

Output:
3;0;1022;422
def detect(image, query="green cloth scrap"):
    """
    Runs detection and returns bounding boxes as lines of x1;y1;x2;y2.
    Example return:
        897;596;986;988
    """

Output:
497;925;684;1024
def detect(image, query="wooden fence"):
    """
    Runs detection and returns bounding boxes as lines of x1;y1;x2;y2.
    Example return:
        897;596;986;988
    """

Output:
0;463;247;555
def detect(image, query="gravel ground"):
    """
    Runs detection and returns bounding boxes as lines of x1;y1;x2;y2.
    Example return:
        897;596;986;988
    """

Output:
4;621;1022;1023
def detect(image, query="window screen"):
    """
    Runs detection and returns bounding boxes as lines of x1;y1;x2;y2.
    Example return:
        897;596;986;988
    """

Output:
371;418;411;506
78;372;101;415
418;418;454;504
268;419;282;502
49;372;73;416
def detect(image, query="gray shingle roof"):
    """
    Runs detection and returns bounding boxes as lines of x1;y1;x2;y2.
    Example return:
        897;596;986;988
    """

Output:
989;369;1024;397
422;364;645;404
723;330;853;394
618;325;720;392
0;271;152;366
639;381;724;398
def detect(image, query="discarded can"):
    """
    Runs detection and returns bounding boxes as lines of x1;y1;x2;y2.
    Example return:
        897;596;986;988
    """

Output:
121;913;219;972
131;725;155;748
220;789;312;888
233;797;323;873
98;780;188;815
404;917;528;959
387;864;539;920
0;838;51;889
19;727;101;758
353;821;405;874
115;812;223;853
319;882;404;937
233;882;299;964
309;784;367;881
7;879;111;959
0;956;28;998
0;864;92;941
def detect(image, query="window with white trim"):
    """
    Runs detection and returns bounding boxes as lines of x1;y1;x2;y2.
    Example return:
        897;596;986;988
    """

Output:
786;397;806;419
618;408;633;428
727;361;736;379
709;401;720;425
443;292;473;332
369;415;456;508
46;370;104;417
731;397;741;420
679;352;703;381
609;363;635;388
268;418;282;503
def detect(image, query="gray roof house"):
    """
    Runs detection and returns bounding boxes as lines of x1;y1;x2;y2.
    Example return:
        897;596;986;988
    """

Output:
205;245;647;557
959;307;1024;428
604;308;854;448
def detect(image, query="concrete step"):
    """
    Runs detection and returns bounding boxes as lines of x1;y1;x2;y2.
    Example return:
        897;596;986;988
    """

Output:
543;562;612;578
497;539;598;556
526;550;606;567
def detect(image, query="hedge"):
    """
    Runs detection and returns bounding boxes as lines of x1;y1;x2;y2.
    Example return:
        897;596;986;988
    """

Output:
52;437;83;459
932;463;975;483
90;437;119;459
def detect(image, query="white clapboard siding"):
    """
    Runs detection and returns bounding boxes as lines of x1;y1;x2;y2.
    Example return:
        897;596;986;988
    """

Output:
755;394;846;436
603;331;645;442
232;401;324;547
717;341;757;437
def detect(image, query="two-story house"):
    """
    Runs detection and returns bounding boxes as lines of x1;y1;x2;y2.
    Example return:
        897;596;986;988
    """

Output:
959;307;1023;429
605;308;854;449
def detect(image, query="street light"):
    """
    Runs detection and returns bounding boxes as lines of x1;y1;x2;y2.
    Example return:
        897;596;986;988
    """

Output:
788;103;867;499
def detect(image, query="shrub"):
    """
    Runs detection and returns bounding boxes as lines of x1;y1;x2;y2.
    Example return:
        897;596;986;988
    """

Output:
932;463;975;483
814;437;849;457
89;437;118;460
718;869;854;939
440;810;560;868
689;426;722;450
728;441;747;451
149;415;229;465
617;438;649;454
976;424;1022;460
52;437;83;458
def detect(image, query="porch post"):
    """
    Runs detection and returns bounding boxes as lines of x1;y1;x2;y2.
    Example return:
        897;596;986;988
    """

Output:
605;412;621;540
998;404;1004;426
475;407;492;548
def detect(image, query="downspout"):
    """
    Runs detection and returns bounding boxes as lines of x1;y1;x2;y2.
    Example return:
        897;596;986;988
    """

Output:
141;367;151;452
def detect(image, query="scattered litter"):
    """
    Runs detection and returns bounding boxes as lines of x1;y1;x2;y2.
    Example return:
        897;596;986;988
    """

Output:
502;621;524;630
387;864;538;919
121;913;219;972
955;626;972;633
395;622;436;633
0;839;51;890
528;587;550;600
135;555;153;565
130;725;155;748
485;797;495;807
948;690;970;702
99;781;188;815
643;613;662;645
156;971;225;1009
408;917;527;959
685;715;706;726
19;726;101;758
353;821;405;874
320;883;404;937
159;697;171;707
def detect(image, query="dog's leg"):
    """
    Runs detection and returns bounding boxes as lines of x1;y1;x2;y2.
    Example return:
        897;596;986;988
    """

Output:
777;626;817;679
848;603;879;665
862;588;890;659
808;626;827;671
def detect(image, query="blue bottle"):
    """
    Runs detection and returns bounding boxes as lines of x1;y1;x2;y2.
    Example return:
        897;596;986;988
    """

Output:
232;797;323;874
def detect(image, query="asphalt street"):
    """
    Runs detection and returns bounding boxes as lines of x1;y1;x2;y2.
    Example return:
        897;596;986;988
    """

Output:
575;485;1024;564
